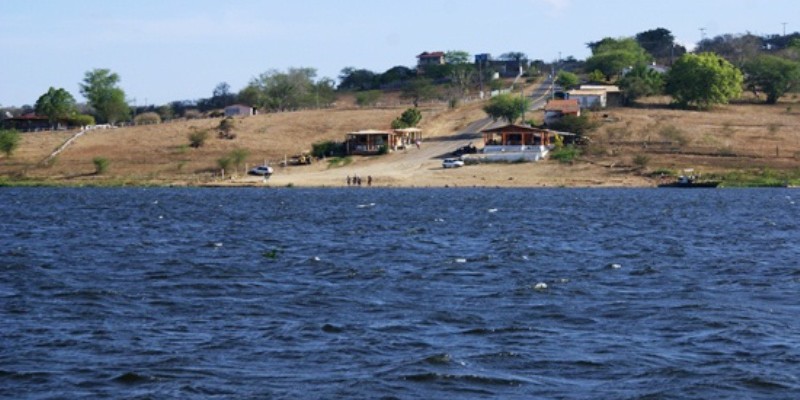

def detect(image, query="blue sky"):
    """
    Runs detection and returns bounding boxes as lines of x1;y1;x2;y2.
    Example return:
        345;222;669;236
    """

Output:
1;0;797;107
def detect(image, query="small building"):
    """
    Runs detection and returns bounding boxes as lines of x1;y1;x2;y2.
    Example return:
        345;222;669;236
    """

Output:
393;127;423;149
345;129;395;155
566;89;607;109
224;104;256;117
478;123;552;162
580;85;622;107
417;51;445;67
0;113;58;132
543;99;581;125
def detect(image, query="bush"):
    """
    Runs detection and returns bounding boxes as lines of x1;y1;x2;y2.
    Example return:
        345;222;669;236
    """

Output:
548;114;598;136
188;129;209;148
659;125;688;146
312;140;345;158
0;129;21;157
229;148;249;169
134;112;161;125
92;157;109;174
217;117;237;139
355;90;382;107
632;154;650;170
549;145;580;163
184;109;202;119
70;114;95;128
217;156;232;172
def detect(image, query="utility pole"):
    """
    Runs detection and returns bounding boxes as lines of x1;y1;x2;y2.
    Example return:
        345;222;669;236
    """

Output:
783;22;787;36
699;27;706;41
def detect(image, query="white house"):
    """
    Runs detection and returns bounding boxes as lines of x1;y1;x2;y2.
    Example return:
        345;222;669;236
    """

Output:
224;104;256;117
566;89;607;109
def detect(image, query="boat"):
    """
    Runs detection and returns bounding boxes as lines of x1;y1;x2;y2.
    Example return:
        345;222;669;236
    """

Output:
658;170;720;188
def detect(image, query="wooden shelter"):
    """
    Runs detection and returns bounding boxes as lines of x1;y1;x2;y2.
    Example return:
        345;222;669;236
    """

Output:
345;127;424;154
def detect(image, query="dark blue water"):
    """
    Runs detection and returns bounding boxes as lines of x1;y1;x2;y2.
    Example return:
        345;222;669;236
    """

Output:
2;188;799;399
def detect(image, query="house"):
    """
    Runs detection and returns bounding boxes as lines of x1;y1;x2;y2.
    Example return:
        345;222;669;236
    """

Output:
0;113;57;131
543;99;580;125
477;123;553;162
393;127;423;149
566;89;607;109
579;85;622;107
224;104;255;117
416;51;445;74
475;53;530;78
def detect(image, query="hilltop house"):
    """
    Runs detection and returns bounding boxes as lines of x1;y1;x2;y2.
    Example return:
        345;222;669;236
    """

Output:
416;51;445;73
475;53;530;78
543;99;580;125
224;104;256;117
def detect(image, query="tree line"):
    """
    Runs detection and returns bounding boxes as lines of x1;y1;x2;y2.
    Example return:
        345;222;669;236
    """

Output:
5;29;800;127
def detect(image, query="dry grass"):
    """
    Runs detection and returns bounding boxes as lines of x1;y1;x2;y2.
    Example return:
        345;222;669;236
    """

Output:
588;95;800;173
3;89;800;186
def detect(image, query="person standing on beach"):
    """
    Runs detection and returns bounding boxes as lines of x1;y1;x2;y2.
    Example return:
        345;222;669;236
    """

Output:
346;175;351;186
367;176;372;186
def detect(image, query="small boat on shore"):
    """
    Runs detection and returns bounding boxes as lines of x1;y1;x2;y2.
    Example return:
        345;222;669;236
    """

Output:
658;170;720;188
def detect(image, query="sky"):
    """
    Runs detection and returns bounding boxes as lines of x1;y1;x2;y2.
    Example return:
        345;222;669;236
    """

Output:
1;0;797;107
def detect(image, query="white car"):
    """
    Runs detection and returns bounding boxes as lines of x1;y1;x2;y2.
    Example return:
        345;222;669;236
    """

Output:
442;158;465;168
247;165;274;176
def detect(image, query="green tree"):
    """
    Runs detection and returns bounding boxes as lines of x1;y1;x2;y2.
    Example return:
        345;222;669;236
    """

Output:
743;54;800;104
635;28;686;64
483;93;531;124
0;129;21;157
338;67;378;91
445;50;471;65
69;114;95;128
391;108;422;129
585;37;652;80
249;67;323;111
401;78;436;107
79;69;130;124
618;64;665;103
34;87;77;128
666;53;744;109
695;33;763;67
555;71;580;89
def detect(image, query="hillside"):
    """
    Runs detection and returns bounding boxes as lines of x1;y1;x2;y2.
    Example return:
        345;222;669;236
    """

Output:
2;91;800;187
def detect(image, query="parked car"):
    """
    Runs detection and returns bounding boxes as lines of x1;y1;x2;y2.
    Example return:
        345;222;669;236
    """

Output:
247;165;274;176
442;158;465;168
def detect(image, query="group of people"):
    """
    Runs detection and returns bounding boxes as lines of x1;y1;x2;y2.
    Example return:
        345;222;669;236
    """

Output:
346;175;372;187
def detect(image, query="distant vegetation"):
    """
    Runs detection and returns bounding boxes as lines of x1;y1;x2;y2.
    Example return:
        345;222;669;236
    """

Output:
0;129;20;157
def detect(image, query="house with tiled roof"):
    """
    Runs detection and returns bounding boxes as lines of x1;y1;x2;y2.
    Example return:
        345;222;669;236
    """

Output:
543;99;580;125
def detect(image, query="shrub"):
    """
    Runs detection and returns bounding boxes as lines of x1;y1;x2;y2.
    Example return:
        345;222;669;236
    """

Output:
133;112;161;125
549;145;580;163
355;90;382;107
218;117;236;139
229;148;249;169
217;156;232;172
70;114;95;128
0;129;21;157
548;114;598;136
659;125;688;146
184;109;202;119
312;140;345;158
92;157;110;174
188;129;209;148
632;154;650;170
